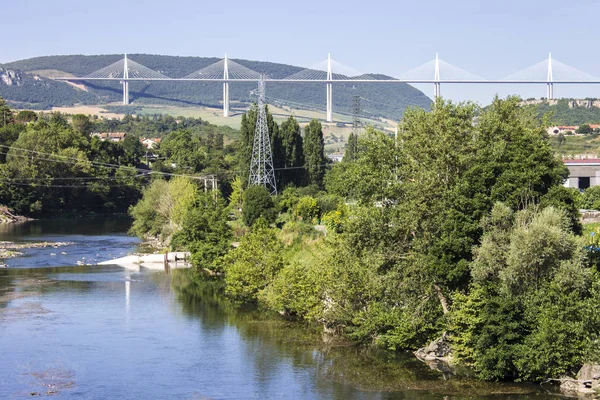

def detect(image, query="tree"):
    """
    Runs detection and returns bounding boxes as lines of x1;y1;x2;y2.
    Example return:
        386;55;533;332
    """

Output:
223;221;284;301
121;134;145;165
159;130;205;172
450;204;600;382
71;114;91;135
170;192;232;272
311;97;570;351
0;97;14;127
274;115;305;187
15;110;38;124
576;124;593;134
343;132;359;162
303;119;327;188
242;185;276;226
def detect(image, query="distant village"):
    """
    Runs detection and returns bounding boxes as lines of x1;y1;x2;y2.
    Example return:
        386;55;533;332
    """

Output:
90;132;162;149
547;124;600;135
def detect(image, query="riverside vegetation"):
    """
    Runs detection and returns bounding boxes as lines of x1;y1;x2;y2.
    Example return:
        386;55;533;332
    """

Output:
0;96;235;217
129;95;600;384
4;93;600;385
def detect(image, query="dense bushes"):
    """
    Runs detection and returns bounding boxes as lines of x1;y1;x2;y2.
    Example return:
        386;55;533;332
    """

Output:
449;204;600;381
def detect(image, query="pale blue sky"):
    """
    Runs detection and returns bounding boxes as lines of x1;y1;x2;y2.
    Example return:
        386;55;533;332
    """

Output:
3;0;600;103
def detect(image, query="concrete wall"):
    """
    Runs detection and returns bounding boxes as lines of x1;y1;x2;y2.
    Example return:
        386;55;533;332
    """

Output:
563;164;600;189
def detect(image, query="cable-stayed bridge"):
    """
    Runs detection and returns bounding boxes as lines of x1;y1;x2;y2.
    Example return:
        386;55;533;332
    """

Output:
55;53;600;122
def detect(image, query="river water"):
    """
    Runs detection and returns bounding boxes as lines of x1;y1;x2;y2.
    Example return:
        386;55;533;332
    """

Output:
0;219;565;399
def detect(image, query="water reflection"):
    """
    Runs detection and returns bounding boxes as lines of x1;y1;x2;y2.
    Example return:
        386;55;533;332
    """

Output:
0;254;565;399
169;269;563;399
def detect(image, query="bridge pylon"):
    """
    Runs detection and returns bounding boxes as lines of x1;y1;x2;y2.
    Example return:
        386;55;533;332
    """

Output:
326;53;333;122
122;54;130;105
223;54;230;117
433;53;441;99
547;52;554;100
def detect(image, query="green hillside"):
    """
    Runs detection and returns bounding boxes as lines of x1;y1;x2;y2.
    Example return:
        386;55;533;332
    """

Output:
531;99;600;125
1;54;432;119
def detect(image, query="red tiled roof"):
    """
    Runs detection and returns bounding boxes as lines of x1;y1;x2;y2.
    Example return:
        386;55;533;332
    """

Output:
563;159;600;164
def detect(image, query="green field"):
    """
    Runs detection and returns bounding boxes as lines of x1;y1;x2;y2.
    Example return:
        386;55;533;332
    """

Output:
134;104;398;153
549;134;600;158
52;102;398;154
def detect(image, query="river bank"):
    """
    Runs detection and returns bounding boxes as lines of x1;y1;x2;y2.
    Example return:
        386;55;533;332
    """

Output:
0;206;30;224
0;217;571;398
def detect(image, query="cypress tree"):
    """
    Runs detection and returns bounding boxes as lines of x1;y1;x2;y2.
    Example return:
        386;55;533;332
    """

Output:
274;115;305;188
343;132;359;162
303;119;326;188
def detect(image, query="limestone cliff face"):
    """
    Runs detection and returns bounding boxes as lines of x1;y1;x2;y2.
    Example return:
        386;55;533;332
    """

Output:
0;68;23;86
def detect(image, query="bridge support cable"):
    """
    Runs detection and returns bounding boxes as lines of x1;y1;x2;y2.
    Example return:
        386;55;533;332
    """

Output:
501;53;600;98
282;54;376;123
396;54;486;100
183;56;261;118
76;54;170;105
249;76;277;195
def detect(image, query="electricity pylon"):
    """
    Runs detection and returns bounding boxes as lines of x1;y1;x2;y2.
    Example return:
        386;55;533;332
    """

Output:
248;76;277;195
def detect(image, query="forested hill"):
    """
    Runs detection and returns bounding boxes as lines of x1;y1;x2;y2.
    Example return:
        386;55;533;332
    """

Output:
529;99;600;125
0;54;432;119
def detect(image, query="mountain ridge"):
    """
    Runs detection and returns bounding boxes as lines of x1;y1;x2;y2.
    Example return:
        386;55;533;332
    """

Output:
1;54;432;119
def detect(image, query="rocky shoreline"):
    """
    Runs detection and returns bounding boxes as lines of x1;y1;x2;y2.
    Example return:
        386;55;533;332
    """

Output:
0;241;74;263
0;206;31;224
415;335;600;398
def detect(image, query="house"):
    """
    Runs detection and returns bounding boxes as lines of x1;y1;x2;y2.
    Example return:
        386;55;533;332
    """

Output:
140;137;162;149
547;126;578;135
329;152;344;163
91;132;126;142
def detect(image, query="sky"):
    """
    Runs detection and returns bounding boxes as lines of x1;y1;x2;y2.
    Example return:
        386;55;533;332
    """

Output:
3;0;600;104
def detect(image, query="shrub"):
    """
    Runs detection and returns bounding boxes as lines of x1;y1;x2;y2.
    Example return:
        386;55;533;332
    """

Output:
242;185;276;226
295;196;319;222
223;221;284;301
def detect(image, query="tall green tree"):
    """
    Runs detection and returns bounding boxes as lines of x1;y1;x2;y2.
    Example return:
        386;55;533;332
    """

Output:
303;119;327;188
0;97;14;127
71;114;92;135
343;132;359;162
274;115;304;188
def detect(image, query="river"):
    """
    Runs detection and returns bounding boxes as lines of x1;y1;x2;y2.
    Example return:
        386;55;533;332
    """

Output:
0;218;565;399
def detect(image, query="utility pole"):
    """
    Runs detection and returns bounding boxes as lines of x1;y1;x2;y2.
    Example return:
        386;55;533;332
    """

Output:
248;76;277;195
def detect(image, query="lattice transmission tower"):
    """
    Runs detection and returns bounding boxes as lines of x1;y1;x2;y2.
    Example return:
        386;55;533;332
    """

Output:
352;95;361;136
249;76;277;195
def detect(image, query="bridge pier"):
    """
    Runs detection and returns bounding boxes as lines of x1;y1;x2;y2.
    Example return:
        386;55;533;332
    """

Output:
223;82;230;117
326;82;333;122
547;83;554;100
122;80;129;105
434;83;441;99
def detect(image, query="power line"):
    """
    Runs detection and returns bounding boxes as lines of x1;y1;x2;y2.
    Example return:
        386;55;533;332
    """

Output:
0;145;211;180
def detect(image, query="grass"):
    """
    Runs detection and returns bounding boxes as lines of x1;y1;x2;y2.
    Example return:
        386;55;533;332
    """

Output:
583;221;600;236
550;134;600;158
54;102;399;154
